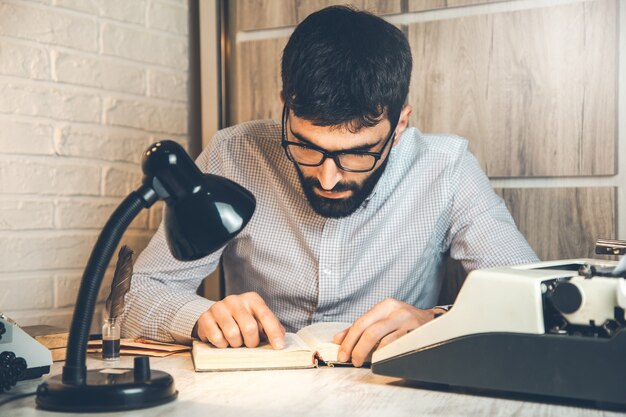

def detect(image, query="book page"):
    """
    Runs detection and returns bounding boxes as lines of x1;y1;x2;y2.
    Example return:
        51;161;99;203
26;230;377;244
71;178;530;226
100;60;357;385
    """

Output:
296;322;350;363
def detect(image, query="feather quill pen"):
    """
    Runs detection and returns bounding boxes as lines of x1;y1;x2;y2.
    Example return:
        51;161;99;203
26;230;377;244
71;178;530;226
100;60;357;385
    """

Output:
105;245;134;320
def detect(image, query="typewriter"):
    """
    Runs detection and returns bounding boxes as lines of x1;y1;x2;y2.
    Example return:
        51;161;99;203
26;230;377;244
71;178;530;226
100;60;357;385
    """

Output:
0;314;52;393
372;240;626;409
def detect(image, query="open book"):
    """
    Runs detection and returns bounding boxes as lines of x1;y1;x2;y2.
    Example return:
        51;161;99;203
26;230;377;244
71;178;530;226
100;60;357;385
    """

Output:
192;322;362;371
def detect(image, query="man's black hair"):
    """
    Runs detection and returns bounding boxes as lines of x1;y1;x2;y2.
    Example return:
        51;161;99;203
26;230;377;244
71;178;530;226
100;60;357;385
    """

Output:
281;6;412;132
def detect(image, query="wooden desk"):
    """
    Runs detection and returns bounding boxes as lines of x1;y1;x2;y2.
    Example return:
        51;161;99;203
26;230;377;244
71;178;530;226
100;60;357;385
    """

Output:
3;354;625;417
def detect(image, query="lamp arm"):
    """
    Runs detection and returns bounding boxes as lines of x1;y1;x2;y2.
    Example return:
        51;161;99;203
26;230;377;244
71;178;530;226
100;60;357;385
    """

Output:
62;185;158;385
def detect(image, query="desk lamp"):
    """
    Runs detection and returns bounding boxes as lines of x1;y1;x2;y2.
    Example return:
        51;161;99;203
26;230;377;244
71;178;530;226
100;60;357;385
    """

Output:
35;140;256;412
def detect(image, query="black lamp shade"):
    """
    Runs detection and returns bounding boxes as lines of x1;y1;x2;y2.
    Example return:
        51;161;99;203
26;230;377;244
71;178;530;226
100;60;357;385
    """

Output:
142;140;256;261
164;173;255;260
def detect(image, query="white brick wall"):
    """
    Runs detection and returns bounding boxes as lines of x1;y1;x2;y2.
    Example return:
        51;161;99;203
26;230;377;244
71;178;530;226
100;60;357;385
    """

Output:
0;0;189;331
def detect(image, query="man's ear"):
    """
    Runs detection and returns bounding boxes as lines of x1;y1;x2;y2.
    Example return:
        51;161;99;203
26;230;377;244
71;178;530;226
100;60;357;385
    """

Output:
392;105;412;147
279;91;284;105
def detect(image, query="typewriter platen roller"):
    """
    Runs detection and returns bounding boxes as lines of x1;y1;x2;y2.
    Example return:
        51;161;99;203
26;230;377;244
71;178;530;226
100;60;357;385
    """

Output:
372;258;626;409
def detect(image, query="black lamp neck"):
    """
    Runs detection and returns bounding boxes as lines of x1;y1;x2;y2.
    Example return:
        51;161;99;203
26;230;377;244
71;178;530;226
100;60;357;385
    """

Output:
62;185;156;385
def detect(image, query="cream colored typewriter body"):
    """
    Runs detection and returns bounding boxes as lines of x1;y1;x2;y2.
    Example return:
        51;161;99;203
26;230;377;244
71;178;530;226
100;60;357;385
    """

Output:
372;259;626;409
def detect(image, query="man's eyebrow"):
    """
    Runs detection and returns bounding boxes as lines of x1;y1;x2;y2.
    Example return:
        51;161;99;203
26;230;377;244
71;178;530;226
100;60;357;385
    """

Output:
289;125;382;152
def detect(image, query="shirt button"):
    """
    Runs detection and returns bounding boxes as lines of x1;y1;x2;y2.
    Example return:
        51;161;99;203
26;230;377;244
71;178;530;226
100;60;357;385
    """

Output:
323;268;332;275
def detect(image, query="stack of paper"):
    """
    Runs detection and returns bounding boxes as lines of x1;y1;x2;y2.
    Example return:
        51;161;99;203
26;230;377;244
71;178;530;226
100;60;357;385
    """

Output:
87;338;190;357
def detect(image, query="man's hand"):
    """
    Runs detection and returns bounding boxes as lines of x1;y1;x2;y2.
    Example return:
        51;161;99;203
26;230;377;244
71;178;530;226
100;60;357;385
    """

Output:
196;292;286;350
333;298;445;367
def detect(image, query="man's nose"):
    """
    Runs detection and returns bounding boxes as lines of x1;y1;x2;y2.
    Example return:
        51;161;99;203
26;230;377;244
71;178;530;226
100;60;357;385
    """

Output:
317;157;342;190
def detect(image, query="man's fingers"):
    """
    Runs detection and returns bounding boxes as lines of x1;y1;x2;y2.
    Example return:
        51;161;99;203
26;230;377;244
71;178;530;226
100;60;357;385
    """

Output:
351;306;432;361
378;328;408;350
231;303;261;348
197;310;229;348
200;313;229;348
332;327;348;345
350;319;397;367
338;317;376;362
201;292;284;349
211;302;244;347
338;300;396;362
249;298;285;349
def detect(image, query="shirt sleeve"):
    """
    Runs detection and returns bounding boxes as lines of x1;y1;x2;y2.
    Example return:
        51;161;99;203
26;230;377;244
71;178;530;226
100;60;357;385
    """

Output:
444;150;540;272
119;223;223;344
120;135;229;344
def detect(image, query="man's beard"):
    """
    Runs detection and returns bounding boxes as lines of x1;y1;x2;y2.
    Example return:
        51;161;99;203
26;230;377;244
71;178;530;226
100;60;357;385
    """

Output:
295;156;390;218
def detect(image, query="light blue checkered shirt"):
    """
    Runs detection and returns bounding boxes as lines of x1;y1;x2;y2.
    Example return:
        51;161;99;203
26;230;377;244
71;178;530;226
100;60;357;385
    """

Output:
121;120;539;343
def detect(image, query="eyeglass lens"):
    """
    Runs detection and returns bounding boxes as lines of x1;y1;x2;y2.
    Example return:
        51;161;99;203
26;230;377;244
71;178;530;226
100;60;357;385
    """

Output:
285;144;377;171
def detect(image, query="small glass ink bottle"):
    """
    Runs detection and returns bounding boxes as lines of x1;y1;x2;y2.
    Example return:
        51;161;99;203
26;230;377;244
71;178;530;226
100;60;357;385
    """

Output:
102;317;121;361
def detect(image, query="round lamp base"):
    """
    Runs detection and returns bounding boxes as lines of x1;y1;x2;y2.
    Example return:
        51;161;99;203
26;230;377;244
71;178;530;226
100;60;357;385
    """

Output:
36;368;177;412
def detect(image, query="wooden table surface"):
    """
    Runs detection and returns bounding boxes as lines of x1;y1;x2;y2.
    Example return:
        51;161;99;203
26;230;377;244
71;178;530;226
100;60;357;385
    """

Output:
3;353;625;417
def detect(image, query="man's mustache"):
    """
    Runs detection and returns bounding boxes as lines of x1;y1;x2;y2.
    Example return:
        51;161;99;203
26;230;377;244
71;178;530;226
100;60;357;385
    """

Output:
301;177;359;194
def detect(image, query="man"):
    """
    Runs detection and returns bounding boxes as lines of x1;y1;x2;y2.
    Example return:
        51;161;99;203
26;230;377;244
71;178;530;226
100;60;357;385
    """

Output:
121;6;538;367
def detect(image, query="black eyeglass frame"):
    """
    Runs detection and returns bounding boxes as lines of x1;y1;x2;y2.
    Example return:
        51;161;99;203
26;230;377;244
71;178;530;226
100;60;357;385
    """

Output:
280;105;398;173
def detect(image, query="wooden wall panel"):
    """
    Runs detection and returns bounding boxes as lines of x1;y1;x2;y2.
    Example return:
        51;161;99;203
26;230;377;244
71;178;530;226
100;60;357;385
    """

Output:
233;37;288;124
495;187;616;261
408;0;617;177
408;0;447;12
236;0;401;31
408;0;512;12
236;0;297;32
295;0;401;22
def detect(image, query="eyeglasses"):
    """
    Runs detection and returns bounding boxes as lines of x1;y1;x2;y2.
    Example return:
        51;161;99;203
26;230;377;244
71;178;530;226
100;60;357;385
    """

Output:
280;105;397;173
